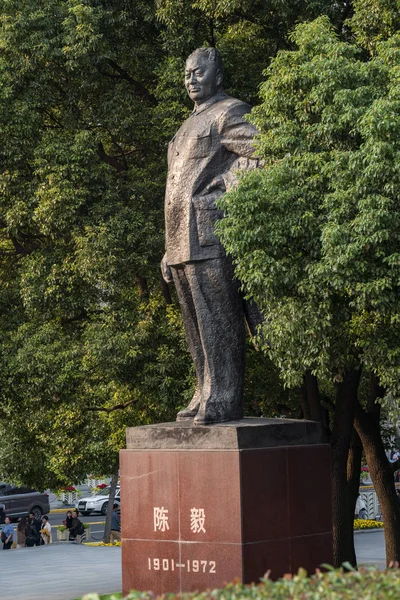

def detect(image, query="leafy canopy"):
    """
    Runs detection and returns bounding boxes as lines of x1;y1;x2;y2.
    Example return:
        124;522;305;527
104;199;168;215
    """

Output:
0;0;343;487
218;17;400;401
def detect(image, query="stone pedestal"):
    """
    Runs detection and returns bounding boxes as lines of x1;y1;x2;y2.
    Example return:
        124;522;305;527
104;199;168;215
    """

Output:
120;418;332;595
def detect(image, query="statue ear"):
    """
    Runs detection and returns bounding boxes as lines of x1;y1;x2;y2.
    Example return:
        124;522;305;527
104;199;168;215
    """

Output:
216;69;223;87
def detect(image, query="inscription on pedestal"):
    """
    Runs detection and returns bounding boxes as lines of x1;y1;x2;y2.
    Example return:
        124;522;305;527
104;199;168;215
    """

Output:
149;506;215;574
153;505;207;533
147;558;216;574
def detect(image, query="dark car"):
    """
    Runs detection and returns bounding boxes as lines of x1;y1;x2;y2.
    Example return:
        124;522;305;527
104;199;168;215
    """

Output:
0;483;50;522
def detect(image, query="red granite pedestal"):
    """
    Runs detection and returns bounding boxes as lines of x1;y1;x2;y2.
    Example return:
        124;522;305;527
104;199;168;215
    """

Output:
120;418;332;595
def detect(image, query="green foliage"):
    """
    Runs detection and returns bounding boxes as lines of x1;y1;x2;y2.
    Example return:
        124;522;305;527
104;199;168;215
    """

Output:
0;0;381;489
156;0;343;104
83;568;400;600
349;0;400;54
0;0;339;488
0;0;185;488
218;17;400;405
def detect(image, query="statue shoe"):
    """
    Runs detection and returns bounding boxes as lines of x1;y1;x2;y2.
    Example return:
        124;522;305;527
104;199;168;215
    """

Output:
176;393;201;421
193;402;243;426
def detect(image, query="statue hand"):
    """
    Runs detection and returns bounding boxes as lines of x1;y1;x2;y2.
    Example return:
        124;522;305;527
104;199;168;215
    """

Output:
161;252;173;284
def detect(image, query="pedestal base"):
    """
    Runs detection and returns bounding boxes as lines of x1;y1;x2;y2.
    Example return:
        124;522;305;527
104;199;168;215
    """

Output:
120;418;332;595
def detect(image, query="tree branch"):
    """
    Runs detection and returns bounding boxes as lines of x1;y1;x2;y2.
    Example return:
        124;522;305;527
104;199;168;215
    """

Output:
366;372;384;421
96;59;157;106
97;142;127;173
10;236;33;255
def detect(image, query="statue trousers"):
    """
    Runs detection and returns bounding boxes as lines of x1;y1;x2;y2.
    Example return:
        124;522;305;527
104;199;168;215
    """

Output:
172;256;246;417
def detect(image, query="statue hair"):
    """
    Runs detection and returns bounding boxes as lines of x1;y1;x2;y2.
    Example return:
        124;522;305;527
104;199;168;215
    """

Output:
187;47;224;77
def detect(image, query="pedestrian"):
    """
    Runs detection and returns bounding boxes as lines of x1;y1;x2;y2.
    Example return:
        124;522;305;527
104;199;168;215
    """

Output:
110;503;121;543
26;512;41;547
69;509;84;542
2;516;14;549
356;495;367;519
63;510;74;538
39;515;52;544
16;516;28;548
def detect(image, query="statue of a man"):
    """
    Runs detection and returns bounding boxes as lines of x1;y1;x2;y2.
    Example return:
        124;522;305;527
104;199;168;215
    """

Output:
161;47;259;425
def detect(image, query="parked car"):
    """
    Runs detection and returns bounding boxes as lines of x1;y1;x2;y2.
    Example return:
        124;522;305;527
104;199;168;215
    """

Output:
0;483;50;522
76;486;120;516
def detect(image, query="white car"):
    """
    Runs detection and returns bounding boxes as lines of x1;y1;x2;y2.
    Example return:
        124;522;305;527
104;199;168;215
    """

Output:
76;486;120;516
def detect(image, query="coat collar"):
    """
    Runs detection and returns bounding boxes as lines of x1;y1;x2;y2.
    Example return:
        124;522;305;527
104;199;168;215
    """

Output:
191;91;228;117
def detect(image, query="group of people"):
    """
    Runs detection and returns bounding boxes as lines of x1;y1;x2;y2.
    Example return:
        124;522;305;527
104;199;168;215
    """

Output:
1;513;52;549
2;504;120;549
63;509;85;541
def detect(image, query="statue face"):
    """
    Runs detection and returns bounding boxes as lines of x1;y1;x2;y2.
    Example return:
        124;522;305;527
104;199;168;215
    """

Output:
185;54;222;105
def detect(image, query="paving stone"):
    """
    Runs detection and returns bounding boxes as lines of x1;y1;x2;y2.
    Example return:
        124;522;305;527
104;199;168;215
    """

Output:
1;543;121;600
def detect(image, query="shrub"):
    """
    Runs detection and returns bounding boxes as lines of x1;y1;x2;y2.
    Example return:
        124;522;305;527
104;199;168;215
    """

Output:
81;567;400;600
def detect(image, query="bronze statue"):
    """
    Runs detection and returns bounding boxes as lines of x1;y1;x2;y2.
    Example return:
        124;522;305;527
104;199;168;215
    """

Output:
161;47;260;425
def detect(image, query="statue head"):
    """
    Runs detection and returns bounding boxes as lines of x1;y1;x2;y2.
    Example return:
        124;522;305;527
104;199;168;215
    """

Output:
185;47;224;106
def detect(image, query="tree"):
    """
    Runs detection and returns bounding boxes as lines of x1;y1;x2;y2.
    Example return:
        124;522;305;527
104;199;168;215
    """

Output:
0;0;371;562
0;0;343;483
218;16;400;566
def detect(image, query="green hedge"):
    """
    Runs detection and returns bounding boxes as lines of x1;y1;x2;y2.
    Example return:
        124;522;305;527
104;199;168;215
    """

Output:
81;567;400;600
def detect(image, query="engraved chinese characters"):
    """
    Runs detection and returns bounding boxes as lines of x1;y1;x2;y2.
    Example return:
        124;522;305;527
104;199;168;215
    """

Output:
153;507;169;532
162;47;259;425
190;507;206;533
153;506;207;534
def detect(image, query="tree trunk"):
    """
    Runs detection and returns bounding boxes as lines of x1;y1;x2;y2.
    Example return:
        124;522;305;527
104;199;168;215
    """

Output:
354;402;400;565
302;371;322;421
103;468;119;544
300;372;330;441
346;427;362;567
331;369;360;567
136;275;149;299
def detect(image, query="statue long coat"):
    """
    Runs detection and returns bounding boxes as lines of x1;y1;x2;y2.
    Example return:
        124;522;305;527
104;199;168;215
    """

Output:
165;91;258;266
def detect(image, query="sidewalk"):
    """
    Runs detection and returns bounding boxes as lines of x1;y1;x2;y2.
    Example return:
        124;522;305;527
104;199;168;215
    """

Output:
0;530;385;600
1;543;121;600
354;529;386;569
